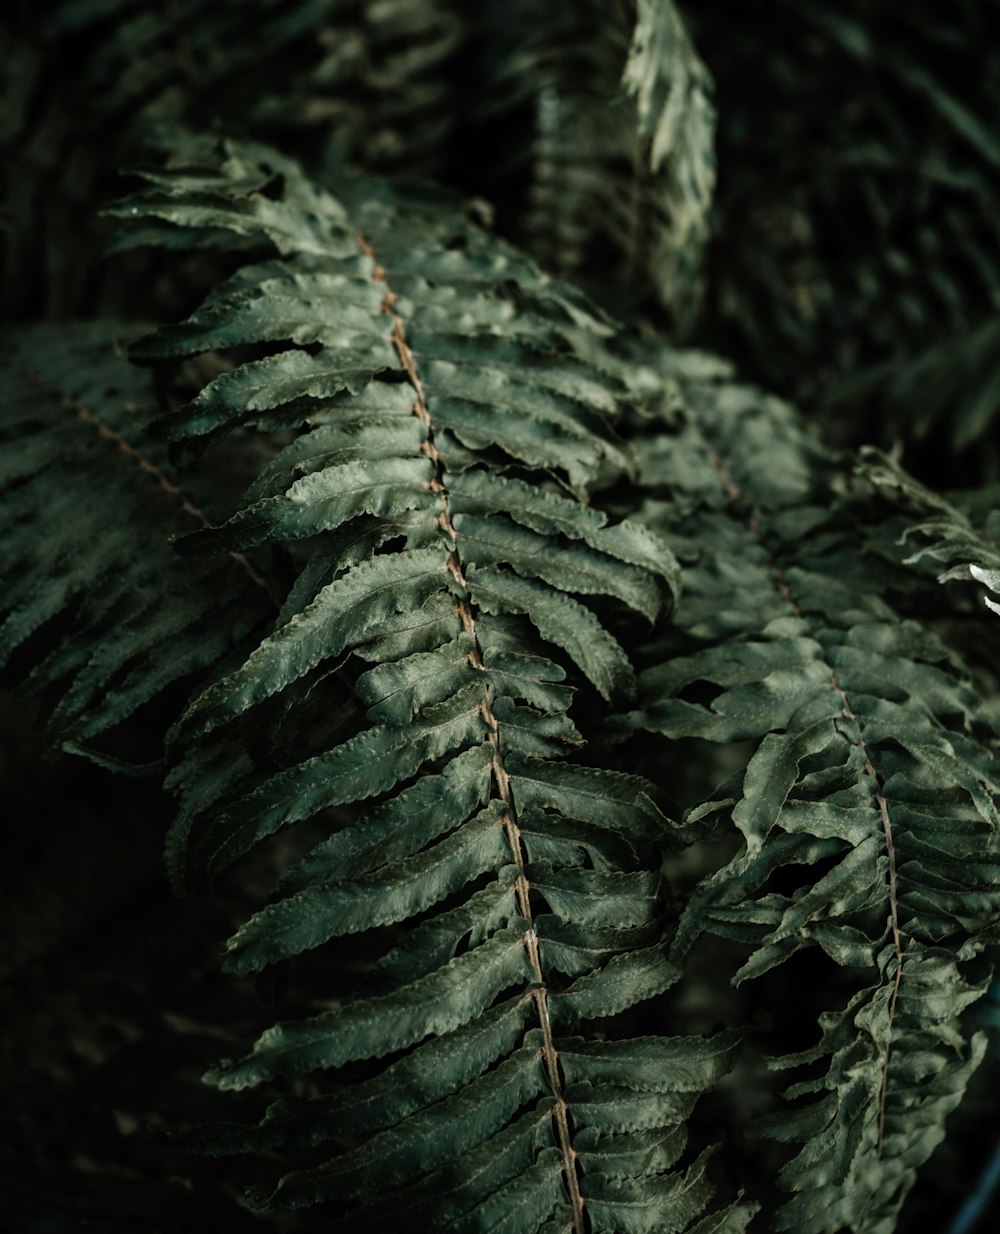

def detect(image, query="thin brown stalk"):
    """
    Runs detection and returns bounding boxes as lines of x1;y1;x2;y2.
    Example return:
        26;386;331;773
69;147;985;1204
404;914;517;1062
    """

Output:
358;233;587;1233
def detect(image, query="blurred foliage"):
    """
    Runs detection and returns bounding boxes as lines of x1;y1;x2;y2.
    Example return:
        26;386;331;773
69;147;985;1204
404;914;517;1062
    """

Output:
0;694;275;1232
454;0;715;330
1;0;465;319
686;0;1000;482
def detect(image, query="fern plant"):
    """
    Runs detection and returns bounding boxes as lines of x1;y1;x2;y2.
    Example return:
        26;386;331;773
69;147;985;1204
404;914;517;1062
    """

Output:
101;136;762;1233
2;3;1000;1232
459;0;714;330
617;352;1000;1232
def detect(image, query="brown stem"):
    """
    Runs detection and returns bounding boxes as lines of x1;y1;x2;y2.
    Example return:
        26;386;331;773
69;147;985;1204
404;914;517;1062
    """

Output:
698;425;903;1154
358;234;587;1232
20;364;276;603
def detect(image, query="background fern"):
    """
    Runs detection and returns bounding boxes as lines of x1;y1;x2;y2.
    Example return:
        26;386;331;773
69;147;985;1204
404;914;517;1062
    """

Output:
457;0;714;331
0;321;274;757
106;138;748;1233
616;352;1000;1233
2;2;1000;1232
684;0;1000;485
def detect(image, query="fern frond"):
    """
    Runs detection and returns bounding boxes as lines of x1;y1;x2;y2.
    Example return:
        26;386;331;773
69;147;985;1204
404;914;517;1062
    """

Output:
853;448;1000;725
105;137;752;1233
3;0;464;316
620;350;1000;1232
0;321;272;754
859;449;1000;595
621;0;716;322
691;0;1000;449
464;0;714;329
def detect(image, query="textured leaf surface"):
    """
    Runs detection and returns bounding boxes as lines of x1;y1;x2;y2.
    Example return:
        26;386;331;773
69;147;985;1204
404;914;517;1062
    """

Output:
108;137;725;1234
623;348;1000;1233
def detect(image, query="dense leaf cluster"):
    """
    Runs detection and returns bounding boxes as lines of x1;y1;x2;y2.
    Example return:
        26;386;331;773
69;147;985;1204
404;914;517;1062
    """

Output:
2;3;999;1233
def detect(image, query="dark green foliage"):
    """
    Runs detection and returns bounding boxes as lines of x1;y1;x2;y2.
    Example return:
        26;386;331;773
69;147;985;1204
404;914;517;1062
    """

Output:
3;3;1000;1233
2;0;464;317
833;318;1000;461
0;321;272;755
0;706;276;1234
461;0;714;329
617;354;1000;1232
686;0;1000;478
93;137;751;1232
3;0;713;329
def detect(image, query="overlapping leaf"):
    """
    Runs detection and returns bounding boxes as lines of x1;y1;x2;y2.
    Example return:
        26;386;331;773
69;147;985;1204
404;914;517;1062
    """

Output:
619;350;1000;1233
3;0;465;317
0;322;271;756
110;138;751;1233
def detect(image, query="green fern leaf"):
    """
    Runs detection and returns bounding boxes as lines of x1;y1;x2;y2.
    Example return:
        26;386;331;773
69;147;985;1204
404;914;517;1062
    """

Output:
0;322;271;753
621;346;1000;1233
464;0;714;329
103;136;750;1234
